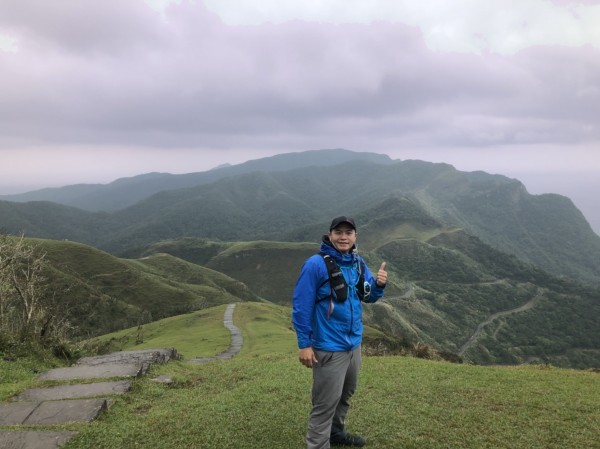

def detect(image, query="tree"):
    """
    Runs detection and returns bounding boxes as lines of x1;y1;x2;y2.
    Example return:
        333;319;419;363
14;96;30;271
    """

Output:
0;234;71;353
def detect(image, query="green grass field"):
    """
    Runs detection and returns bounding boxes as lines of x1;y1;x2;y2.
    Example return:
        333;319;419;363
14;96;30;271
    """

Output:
1;302;599;448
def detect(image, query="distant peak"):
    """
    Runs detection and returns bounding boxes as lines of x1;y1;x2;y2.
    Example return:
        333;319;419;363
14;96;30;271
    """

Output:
210;163;232;171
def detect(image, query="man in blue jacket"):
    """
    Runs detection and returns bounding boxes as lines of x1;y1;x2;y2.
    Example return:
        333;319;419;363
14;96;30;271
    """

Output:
293;216;387;448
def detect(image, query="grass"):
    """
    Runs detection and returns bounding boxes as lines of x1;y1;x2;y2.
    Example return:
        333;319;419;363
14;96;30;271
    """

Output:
1;302;599;449
0;356;59;401
84;304;234;359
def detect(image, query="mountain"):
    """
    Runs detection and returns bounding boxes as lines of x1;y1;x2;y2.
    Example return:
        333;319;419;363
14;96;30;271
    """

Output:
2;154;599;287
0;200;109;246
0;149;393;212
107;160;600;285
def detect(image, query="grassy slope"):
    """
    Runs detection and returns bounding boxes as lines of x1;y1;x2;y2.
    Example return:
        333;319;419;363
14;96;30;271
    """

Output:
141;238;319;306
30;238;261;338
84;305;234;359
2;303;598;449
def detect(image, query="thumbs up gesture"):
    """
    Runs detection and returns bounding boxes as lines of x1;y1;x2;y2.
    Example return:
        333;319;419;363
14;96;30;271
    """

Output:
376;262;388;287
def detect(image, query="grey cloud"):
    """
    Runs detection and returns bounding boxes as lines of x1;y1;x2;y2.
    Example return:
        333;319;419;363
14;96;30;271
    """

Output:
0;0;165;55
0;0;598;152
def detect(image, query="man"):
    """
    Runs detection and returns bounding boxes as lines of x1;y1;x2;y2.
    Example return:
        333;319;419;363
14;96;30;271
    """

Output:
292;216;387;448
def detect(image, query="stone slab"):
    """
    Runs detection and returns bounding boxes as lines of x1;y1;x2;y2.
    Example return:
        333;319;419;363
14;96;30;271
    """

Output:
0;402;40;426
37;363;143;381
24;398;107;425
0;431;77;449
16;381;131;401
0;399;107;425
77;348;179;367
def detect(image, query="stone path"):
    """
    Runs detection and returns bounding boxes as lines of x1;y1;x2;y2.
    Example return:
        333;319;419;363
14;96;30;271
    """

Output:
0;303;241;449
0;348;178;449
188;303;243;363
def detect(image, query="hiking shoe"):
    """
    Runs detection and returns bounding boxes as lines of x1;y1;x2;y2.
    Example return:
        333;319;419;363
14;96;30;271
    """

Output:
330;433;366;447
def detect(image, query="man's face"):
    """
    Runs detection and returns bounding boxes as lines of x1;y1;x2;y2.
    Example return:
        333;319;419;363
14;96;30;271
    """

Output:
329;224;357;254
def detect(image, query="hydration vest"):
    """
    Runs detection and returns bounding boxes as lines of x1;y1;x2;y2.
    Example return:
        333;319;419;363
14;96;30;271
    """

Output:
319;253;369;302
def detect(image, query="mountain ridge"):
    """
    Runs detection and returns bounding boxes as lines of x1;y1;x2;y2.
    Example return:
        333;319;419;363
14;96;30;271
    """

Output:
1;154;599;286
0;149;393;211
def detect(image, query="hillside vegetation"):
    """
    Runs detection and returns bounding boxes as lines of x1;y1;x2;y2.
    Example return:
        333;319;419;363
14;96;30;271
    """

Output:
28;239;262;339
2;151;599;285
2;303;598;449
135;201;600;368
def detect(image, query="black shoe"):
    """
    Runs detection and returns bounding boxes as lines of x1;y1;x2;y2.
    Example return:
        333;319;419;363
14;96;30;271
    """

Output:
330;433;366;447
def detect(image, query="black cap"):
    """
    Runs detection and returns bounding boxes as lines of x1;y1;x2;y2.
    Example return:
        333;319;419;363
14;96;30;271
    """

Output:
329;216;356;231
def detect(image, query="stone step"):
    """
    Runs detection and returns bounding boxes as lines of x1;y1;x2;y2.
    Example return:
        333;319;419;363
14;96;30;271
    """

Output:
37;363;144;381
15;380;131;401
36;348;180;381
0;398;107;425
0;431;77;449
76;348;179;366
0;348;183;448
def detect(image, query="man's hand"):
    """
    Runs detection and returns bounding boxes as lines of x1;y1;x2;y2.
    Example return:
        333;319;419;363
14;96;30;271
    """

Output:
376;262;388;287
298;347;318;368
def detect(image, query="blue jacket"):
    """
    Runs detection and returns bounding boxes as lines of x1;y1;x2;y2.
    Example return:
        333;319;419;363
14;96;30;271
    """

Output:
292;237;385;352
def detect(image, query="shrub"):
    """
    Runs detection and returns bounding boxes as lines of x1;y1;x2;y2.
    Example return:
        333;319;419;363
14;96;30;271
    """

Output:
0;234;73;359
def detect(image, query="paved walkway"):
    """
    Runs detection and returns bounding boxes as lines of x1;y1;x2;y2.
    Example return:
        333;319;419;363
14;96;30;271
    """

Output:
0;303;241;449
188;303;243;363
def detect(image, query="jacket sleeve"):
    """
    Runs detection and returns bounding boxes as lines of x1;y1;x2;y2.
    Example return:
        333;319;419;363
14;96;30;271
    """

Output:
362;258;385;303
292;256;322;349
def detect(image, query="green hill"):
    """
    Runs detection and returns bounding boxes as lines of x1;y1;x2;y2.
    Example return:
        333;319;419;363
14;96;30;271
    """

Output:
140;240;319;307
28;239;262;339
2;154;599;286
134;198;600;369
96;161;600;286
0;200;110;245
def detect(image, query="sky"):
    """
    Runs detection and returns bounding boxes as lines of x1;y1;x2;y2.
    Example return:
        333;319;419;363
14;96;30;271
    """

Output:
1;0;599;232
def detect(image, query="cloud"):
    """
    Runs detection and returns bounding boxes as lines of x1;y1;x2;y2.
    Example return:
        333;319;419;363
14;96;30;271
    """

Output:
202;0;600;54
0;0;598;158
1;2;597;152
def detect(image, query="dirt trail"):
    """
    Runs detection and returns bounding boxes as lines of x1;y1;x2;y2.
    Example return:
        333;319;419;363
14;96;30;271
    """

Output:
458;289;544;356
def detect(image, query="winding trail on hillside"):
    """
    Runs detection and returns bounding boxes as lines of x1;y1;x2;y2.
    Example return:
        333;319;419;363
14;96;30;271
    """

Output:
188;303;243;363
383;282;416;302
384;279;510;303
458;289;544;356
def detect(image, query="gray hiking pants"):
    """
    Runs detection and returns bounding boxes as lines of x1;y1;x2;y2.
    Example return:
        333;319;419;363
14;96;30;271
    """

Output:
306;346;362;449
